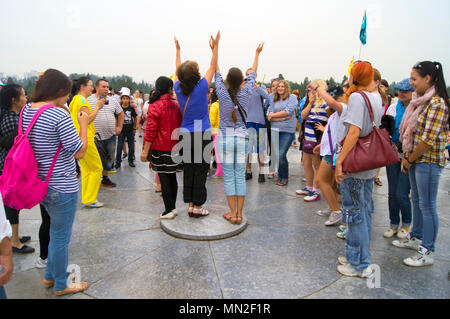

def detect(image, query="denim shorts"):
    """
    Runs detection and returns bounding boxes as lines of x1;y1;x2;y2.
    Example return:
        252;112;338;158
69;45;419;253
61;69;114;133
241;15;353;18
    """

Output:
323;155;333;166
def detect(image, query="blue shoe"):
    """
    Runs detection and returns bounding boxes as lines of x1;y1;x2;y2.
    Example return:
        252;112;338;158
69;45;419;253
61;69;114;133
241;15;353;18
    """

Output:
84;202;104;208
212;174;223;179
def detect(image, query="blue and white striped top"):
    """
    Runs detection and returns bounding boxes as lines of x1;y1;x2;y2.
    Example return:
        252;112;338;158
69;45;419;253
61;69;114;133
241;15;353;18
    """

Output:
304;103;328;142
21;104;83;193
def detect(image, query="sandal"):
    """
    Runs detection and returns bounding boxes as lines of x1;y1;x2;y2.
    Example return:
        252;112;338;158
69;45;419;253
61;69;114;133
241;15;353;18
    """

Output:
54;281;89;296
188;207;194;218
192;207;209;218
223;212;233;221
43;272;77;288
374;178;383;187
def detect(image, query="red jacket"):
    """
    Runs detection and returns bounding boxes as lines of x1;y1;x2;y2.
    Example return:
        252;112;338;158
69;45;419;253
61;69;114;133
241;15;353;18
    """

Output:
144;94;181;151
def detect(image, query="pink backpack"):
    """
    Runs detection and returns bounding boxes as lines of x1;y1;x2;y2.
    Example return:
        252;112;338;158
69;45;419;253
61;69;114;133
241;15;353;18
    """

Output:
0;105;62;210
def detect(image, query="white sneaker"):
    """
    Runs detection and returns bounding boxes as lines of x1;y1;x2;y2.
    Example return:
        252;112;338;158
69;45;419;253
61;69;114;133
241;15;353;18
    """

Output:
338;256;349;265
337;263;374;278
325;212;342;226
84;202;104;208
296;187;311;196
339;225;347;232
304;192;321;202
35;257;47;269
392;234;422;250
383;228;398;238
316;209;332;217
403;246;434;267
397;227;409;239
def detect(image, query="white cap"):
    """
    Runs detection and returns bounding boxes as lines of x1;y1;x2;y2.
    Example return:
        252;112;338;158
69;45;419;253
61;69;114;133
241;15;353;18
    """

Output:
119;87;131;97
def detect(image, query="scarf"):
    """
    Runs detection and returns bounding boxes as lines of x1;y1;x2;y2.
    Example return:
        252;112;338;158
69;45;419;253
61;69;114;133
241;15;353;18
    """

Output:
399;86;436;153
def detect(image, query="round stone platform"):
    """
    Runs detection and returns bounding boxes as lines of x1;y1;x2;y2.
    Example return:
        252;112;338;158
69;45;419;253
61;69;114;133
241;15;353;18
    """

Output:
160;210;248;241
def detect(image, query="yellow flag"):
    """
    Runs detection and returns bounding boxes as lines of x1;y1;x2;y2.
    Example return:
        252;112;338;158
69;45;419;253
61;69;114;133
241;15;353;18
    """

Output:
347;57;355;76
169;74;176;81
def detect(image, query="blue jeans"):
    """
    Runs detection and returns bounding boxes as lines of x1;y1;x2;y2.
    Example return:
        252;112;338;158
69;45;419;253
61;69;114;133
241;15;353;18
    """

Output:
340;177;374;271
41;189;78;291
218;136;248;196
409;163;443;252
116;130;135;164
100;135;117;171
0;286;6;299
276;132;295;180
386;162;412;229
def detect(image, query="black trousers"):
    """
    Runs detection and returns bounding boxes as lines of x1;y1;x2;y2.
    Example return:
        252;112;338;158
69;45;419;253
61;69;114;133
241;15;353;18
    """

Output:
159;173;178;214
39;204;50;260
181;132;212;206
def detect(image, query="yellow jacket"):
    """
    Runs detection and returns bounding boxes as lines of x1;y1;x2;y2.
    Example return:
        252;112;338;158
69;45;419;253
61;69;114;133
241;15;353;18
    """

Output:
209;101;220;135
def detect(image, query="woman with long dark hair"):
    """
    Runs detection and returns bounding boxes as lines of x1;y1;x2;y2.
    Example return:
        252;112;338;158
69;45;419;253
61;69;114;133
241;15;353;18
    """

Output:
0;84;33;253
141;77;181;219
173;32;219;217
24;69;89;295
394;61;449;267
69;77;104;208
214;41;264;225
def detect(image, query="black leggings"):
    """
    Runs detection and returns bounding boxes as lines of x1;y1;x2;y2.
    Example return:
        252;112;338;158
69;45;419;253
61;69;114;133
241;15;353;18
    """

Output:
39;204;50;260
159;173;178;215
4;205;19;225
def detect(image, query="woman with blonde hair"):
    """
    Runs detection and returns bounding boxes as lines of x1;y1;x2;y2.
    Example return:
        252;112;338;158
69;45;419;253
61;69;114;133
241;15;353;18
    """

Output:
297;79;328;201
267;80;298;186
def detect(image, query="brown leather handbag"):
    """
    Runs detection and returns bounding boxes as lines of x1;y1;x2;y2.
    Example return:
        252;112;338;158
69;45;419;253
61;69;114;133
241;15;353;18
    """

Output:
341;91;400;173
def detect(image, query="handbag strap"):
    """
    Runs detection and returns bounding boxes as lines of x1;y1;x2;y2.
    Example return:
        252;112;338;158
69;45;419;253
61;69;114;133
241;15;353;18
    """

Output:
357;91;376;127
182;95;191;121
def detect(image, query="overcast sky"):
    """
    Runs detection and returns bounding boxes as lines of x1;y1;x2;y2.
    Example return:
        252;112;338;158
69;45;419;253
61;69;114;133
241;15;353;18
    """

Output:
1;0;449;85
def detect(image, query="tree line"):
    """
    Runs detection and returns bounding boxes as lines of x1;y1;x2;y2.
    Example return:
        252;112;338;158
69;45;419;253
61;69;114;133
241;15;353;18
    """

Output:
2;72;450;101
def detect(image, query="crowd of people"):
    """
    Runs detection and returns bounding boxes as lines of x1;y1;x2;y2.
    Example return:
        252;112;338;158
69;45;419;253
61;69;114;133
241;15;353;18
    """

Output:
0;32;449;298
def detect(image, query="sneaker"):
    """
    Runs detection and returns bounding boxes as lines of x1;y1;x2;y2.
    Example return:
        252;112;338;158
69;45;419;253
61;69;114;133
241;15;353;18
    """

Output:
115;162;121;169
338;256;349;265
129;161;136;168
383;228;398;238
267;173;274;179
337;263;374;278
302;178;307;182
403;245;434;267
316;209;332;217
304;191;320;202
36;257;47;269
84;202;104;208
336;230;347;240
325;211;342;226
101;176;116;188
397;227;409;239
122;152;128;159
159;209;178;220
392;234;422;250
339;225;347;232
296;187;311;196
212;174;224;179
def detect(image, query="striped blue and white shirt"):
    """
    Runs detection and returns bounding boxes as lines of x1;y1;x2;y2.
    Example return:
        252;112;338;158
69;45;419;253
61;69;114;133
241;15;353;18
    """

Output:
304;103;328;142
21;104;83;193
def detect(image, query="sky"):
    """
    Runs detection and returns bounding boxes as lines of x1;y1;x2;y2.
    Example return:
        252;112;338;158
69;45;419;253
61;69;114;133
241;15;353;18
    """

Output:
1;0;450;85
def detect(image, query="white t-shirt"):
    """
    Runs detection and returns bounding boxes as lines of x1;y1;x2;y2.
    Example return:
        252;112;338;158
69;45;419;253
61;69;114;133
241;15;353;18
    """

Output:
134;97;143;116
320;103;348;157
337;92;383;179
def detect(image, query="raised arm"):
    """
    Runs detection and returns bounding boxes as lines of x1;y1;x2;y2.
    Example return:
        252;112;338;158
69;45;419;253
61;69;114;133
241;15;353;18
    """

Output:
308;81;343;115
204;31;220;85
174;36;181;82
249;43;264;74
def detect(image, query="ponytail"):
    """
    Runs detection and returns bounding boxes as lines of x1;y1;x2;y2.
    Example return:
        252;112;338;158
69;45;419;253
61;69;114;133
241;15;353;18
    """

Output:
433;62;449;108
71;77;90;96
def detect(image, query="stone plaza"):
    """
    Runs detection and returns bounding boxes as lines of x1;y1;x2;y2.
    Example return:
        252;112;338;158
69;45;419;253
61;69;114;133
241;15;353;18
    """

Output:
4;139;450;299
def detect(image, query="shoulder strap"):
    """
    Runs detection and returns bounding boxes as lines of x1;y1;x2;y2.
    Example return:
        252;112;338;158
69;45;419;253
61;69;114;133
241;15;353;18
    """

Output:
357;91;375;125
22;104;56;137
182;96;191;121
235;99;247;126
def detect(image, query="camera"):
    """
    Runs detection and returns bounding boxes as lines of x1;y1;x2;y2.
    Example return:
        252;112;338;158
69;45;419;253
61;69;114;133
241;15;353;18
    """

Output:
100;96;109;105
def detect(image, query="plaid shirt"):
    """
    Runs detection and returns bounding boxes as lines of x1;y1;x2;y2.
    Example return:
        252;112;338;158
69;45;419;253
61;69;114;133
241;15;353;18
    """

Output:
0;109;19;174
409;96;449;166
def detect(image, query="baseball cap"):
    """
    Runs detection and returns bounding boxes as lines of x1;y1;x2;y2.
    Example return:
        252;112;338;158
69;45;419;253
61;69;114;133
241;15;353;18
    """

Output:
327;85;344;98
394;78;414;92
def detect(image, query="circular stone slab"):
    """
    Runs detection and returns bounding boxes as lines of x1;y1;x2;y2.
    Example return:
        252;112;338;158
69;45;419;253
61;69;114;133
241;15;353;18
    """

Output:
160;209;248;241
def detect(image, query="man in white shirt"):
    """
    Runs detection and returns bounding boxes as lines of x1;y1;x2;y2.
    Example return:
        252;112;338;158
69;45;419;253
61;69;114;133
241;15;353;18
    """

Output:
0;195;13;299
88;79;124;188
